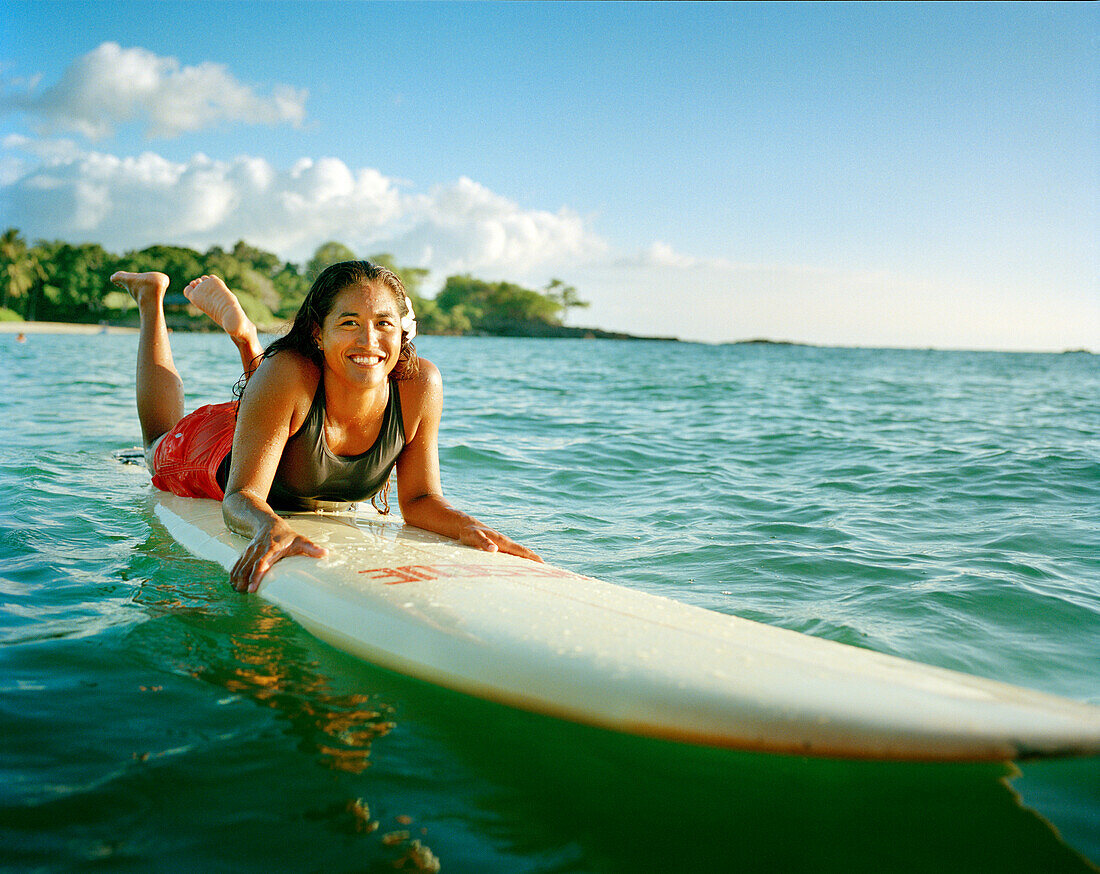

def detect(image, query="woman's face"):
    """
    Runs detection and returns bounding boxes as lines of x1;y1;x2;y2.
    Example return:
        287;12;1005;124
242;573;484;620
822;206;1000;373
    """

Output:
316;282;402;390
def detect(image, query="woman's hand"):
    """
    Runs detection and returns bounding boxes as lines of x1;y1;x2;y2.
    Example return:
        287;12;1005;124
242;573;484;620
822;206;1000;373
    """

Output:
229;518;327;593
220;352;324;593
458;522;543;563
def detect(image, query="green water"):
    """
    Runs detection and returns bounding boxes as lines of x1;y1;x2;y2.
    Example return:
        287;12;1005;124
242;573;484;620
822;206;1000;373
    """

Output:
1;334;1098;872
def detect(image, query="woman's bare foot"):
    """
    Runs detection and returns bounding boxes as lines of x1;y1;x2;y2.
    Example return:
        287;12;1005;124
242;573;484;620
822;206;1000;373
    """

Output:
110;271;169;310
183;275;253;337
184;275;263;371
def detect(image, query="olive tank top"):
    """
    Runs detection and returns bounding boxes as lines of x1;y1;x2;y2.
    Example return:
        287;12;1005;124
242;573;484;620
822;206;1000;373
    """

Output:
261;377;405;510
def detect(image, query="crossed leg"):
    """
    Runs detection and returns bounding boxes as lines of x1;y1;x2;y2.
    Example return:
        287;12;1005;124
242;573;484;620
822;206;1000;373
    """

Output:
110;271;264;457
110;271;183;451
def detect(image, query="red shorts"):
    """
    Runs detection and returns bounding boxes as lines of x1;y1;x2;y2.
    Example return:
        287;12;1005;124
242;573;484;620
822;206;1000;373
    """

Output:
151;402;237;501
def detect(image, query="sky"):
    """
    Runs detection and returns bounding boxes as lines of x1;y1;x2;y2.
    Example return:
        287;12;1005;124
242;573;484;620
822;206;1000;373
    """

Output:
1;1;1096;350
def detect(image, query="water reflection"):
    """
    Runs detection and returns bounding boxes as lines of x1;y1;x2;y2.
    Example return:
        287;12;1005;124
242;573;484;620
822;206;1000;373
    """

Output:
216;613;396;775
128;531;444;872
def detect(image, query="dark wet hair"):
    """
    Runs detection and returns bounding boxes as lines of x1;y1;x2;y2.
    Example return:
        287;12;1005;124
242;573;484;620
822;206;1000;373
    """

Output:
259;259;419;379
235;260;419;515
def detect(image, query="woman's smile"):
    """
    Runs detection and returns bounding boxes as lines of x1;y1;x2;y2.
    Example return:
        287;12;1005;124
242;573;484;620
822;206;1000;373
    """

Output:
349;352;386;367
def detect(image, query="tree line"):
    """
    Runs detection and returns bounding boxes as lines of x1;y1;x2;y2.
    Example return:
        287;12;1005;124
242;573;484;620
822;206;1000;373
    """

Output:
0;229;591;336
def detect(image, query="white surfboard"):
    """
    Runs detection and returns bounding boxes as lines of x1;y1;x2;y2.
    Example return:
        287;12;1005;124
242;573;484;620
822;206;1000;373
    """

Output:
152;492;1100;761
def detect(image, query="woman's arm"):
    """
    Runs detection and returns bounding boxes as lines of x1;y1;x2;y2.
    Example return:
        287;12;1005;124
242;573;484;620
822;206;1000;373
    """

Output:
395;361;542;562
222;354;326;592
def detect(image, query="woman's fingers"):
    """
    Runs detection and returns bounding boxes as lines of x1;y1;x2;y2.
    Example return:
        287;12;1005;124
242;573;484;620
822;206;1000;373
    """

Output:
493;535;543;563
459;524;542;563
458;525;498;553
292;538;327;559
230;533;327;593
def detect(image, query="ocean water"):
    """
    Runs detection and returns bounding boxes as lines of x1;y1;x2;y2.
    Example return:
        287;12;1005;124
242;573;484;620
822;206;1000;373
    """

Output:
1;332;1098;873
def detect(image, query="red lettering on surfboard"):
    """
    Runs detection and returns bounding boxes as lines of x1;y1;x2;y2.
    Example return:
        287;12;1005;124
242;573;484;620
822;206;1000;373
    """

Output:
358;566;436;585
358;563;579;585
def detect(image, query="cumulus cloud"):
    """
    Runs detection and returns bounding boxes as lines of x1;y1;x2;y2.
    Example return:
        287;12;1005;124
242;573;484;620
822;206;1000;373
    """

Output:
388;177;607;276
1;142;401;257
0;139;606;278
2;42;307;139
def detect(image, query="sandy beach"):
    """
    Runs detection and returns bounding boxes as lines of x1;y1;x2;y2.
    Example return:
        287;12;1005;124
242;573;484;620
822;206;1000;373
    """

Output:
0;321;138;335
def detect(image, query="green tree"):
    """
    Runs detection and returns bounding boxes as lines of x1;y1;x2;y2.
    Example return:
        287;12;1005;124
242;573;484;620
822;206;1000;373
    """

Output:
435;302;472;334
114;244;205;298
230;240;282;277
0;228;42;316
544;278;589;324
0;230;595;337
306;241;357;283
32;240;114;322
434;274;567;333
273;263;309;319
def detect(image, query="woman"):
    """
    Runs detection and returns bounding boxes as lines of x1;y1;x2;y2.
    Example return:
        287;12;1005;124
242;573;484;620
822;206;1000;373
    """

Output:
111;262;540;594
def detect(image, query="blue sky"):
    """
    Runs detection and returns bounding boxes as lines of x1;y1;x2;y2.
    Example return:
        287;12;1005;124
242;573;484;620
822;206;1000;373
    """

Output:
1;1;1096;349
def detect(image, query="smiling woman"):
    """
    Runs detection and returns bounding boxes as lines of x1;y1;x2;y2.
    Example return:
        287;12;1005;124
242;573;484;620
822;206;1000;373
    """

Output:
109;261;540;593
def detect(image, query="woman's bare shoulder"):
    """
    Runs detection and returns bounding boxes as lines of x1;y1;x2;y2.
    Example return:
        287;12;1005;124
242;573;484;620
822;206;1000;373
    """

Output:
242;351;320;410
399;358;442;403
256;350;318;383
396;358;442;438
408;357;442;389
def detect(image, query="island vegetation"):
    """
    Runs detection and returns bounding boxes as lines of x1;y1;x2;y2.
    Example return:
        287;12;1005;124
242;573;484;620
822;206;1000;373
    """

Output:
0;227;669;340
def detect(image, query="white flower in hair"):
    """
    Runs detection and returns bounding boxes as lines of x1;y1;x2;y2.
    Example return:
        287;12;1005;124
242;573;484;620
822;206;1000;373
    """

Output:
401;295;417;341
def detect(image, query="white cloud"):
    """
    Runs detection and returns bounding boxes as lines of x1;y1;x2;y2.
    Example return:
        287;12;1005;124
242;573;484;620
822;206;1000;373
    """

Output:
0;140;605;278
636;241;699;270
2;133;82;161
0;142;400;257
390;177;607;276
3;42;307;139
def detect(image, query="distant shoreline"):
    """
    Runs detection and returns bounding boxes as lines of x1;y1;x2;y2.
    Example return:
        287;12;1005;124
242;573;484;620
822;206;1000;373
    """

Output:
727;338;809;347
0;320;1092;355
0;320;138;335
0;318;678;342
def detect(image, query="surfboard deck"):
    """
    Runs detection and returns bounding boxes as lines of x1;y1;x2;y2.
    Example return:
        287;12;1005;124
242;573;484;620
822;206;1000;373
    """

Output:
151;492;1100;761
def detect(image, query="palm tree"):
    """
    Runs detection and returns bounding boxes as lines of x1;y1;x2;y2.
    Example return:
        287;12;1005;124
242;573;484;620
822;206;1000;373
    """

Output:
0;228;40;315
544;278;589;324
